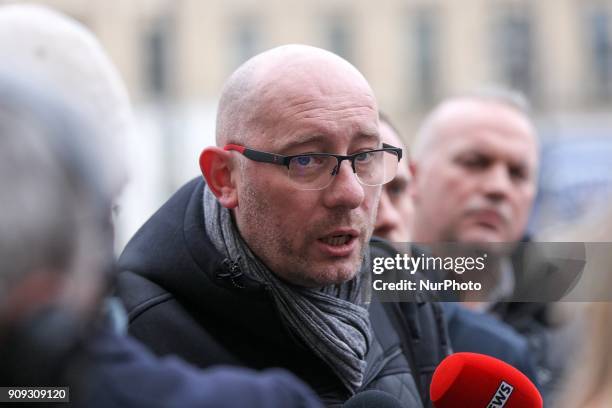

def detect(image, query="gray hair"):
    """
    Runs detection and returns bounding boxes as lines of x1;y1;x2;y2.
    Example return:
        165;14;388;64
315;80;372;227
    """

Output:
413;87;534;159
0;74;114;302
0;4;132;196
455;87;531;114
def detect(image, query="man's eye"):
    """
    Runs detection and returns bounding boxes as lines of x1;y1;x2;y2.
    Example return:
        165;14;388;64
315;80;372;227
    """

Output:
293;155;324;168
509;166;527;181
387;181;408;196
296;156;312;166
355;152;374;163
458;155;488;169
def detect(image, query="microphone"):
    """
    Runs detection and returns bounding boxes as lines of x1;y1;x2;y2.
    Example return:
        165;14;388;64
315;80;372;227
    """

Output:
343;389;407;408
430;352;542;408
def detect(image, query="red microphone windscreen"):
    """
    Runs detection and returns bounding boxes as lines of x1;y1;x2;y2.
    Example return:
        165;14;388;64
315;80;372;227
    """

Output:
430;352;542;408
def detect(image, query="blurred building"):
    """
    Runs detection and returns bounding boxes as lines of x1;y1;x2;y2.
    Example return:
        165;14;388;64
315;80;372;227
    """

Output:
2;0;612;243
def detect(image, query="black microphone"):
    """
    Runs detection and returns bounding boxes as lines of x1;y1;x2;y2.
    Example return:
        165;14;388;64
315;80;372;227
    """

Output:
343;390;407;408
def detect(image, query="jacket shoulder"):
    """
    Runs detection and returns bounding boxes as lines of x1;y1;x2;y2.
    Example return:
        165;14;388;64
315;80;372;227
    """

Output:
116;270;244;368
116;270;173;322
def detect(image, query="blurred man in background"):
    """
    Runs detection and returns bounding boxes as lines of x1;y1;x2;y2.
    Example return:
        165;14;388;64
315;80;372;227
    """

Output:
410;90;538;311
410;91;538;247
409;90;570;401
373;111;538;385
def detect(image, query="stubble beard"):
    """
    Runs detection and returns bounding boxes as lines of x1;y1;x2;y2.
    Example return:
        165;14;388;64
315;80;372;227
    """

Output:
237;181;374;287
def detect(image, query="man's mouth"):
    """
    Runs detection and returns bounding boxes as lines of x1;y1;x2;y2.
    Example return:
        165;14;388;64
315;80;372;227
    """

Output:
320;234;353;246
470;210;504;228
316;229;359;256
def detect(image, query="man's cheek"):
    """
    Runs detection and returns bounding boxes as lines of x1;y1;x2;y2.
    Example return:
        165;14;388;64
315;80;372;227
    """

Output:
294;228;313;253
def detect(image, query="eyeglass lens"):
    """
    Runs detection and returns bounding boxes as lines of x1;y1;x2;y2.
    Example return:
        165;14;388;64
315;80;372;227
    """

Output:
287;150;399;190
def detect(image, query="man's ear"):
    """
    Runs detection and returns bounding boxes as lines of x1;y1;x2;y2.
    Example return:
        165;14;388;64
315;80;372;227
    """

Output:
199;147;239;209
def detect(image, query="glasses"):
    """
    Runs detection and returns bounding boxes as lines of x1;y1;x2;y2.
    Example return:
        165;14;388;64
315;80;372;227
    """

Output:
224;143;403;190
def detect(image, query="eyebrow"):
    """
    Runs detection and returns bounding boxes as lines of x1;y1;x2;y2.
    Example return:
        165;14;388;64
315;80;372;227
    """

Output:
279;132;381;153
457;150;532;171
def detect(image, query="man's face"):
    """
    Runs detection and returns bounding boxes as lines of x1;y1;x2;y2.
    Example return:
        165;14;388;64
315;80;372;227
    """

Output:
374;121;413;242
232;74;381;287
412;100;538;244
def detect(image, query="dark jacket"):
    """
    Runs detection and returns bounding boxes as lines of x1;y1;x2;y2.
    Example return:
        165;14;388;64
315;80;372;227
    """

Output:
80;326;325;408
493;241;583;404
117;178;448;407
441;302;539;386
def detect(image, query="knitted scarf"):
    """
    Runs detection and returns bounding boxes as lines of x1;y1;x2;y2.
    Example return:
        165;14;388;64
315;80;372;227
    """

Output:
203;186;372;394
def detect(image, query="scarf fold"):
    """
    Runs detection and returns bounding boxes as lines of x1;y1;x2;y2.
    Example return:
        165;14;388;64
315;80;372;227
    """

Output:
203;186;372;394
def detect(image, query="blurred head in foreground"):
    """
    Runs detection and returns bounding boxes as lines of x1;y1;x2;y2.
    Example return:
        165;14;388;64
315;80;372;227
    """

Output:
0;73;116;387
0;0;133;338
0;3;131;197
0;0;131;391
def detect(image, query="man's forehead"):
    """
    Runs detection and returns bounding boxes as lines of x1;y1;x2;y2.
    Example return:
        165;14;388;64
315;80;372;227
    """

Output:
291;130;379;144
251;94;379;151
429;101;537;153
433;100;535;139
233;45;379;150
447;130;536;160
253;47;376;112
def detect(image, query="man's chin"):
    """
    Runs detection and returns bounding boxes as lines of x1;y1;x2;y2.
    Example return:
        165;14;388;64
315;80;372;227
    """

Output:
307;258;363;287
459;227;506;243
274;260;357;288
457;230;518;254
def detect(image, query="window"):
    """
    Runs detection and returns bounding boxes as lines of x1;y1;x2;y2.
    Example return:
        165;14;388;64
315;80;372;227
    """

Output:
492;6;535;100
144;15;173;98
586;6;612;102
326;14;354;63
233;16;260;68
410;7;439;109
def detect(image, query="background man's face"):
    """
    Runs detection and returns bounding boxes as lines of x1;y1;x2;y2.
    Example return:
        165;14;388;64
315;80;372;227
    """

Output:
233;71;380;287
374;121;413;242
412;101;538;243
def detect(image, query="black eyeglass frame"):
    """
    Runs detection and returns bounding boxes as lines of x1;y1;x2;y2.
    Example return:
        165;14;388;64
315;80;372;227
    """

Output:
223;143;403;176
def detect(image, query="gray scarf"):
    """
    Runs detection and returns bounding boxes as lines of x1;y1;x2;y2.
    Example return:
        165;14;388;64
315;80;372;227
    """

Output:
203;186;372;394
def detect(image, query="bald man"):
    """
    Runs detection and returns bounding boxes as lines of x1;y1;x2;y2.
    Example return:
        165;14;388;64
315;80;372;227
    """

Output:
409;92;573;401
372;112;539;392
411;92;538;246
118;45;448;406
410;91;539;308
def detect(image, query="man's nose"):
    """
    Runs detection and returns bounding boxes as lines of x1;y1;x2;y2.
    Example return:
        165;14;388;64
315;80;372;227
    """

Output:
322;160;365;209
482;164;512;200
